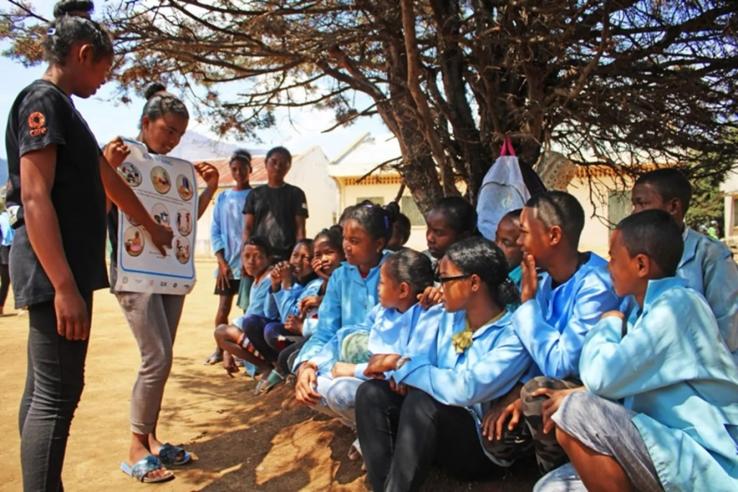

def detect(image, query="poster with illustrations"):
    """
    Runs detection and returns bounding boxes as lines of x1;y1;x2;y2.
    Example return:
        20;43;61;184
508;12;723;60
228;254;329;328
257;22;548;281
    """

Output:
114;138;197;295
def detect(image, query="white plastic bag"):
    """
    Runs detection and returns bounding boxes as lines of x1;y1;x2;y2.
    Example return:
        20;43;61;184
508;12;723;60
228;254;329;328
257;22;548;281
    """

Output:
476;138;530;241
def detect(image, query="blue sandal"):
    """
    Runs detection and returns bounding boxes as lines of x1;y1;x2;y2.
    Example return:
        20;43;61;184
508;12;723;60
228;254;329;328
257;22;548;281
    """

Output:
120;455;174;483
157;442;191;467
255;370;285;395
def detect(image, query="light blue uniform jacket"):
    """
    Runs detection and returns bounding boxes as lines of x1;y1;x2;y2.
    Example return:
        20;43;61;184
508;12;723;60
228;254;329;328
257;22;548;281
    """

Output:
679;228;738;358
272;277;323;322
580;277;738;492
312;303;443;378
243;273;274;318
393;309;532;426
293;254;389;370
210;188;250;279
512;252;620;379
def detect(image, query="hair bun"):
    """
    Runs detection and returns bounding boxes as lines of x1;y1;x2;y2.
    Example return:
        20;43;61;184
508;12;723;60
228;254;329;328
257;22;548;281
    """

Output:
143;83;167;101
384;201;400;221
496;278;520;307
53;1;94;19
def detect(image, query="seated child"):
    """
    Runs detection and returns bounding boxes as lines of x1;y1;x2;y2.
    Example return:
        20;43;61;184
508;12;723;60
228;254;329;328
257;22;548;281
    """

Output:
631;168;738;358
424;196;477;266
356;237;532;491
214;237;274;377
309;248;440;429
488;191;620;473
494;208;523;288
293;203;397;404
274;226;345;377
416;196;479;306
387;203;411;251
535;209;738;492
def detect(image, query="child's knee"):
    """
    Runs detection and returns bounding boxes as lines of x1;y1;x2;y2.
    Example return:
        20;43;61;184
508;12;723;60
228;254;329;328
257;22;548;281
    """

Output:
263;324;282;349
214;323;229;342
521;376;570;418
325;379;361;409
355;379;386;407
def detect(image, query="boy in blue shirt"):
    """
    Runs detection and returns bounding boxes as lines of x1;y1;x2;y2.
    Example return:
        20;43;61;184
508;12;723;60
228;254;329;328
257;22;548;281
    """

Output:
487;191;620;473
631;168;738;360
206;150;252;364
535;209;738;492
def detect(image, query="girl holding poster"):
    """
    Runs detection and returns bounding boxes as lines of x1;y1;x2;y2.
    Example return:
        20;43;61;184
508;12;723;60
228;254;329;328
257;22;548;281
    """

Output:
105;84;219;483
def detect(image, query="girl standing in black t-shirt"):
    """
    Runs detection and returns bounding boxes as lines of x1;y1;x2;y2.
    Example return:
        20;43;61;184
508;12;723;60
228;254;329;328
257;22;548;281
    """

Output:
104;85;219;483
4;4;173;490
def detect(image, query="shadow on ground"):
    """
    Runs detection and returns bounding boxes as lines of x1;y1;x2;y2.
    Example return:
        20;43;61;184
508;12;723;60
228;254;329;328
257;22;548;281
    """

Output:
167;363;538;491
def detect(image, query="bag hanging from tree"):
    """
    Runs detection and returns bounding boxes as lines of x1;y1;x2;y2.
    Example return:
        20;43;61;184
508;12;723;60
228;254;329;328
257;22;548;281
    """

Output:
477;137;543;241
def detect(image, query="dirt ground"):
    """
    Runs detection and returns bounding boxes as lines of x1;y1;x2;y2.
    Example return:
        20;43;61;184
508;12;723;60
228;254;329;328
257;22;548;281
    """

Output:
0;260;537;491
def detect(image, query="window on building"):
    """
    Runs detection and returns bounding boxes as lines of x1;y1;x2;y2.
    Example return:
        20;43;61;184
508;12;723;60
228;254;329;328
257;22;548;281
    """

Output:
733;197;738;232
400;196;425;226
608;191;631;229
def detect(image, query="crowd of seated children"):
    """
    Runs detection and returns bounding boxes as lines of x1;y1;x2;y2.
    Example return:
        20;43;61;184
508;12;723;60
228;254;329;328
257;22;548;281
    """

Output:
273;226;345;380
534;210;738;492
207;162;736;492
310;248;440;458
242;238;319;392
484;191;620;474
293;202;397;404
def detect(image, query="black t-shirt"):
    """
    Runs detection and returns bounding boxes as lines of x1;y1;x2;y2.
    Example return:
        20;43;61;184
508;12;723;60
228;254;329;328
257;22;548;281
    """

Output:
243;183;309;260
4;80;108;308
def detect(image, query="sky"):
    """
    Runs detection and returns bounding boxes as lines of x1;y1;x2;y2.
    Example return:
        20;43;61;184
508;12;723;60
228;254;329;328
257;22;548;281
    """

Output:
0;0;388;162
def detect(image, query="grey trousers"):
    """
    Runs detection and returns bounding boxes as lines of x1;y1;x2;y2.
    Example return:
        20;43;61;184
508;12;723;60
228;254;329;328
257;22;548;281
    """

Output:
115;291;185;435
534;391;663;492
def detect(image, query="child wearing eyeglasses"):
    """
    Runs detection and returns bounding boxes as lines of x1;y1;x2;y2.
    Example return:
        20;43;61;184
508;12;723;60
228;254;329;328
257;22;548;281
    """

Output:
356;237;532;490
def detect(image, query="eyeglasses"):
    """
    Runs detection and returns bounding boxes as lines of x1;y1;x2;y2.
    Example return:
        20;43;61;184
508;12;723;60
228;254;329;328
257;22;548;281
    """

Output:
436;273;471;284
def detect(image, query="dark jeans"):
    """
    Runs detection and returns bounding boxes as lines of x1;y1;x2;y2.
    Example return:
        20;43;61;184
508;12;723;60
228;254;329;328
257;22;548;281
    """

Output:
356;380;500;492
0;247;11;307
242;315;280;363
277;336;307;376
263;321;294;351
19;296;92;492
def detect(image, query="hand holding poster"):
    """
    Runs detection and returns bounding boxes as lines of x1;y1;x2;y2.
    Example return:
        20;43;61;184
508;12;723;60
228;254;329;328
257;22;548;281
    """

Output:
114;138;197;295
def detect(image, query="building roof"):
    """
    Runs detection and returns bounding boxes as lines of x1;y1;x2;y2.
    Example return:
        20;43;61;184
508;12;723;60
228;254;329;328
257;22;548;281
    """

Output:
329;133;403;178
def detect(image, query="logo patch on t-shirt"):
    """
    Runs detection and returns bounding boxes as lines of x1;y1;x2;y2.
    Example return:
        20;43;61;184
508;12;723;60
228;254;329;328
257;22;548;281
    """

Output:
28;112;47;137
